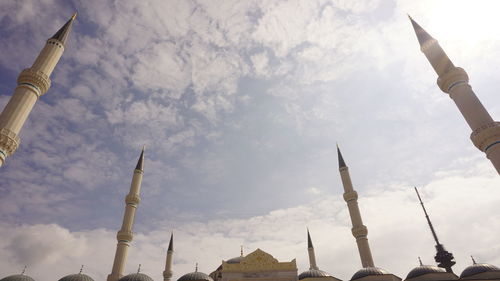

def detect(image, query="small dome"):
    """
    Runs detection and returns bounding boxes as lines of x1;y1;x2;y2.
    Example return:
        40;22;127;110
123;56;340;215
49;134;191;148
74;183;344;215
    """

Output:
406;265;445;279
58;274;94;281
177;272;213;281
118;273;154;281
460;263;500;278
351;267;390;280
0;275;35;281
299;269;332;280
226;256;245;264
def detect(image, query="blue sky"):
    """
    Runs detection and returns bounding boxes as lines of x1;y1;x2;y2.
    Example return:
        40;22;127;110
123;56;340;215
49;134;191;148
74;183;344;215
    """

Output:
0;0;499;280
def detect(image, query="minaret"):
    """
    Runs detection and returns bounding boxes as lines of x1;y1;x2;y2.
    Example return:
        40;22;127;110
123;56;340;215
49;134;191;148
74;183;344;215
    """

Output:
307;229;319;270
163;233;174;281
0;13;76;167
337;146;375;268
409;16;500;174
414;187;455;273
107;148;145;281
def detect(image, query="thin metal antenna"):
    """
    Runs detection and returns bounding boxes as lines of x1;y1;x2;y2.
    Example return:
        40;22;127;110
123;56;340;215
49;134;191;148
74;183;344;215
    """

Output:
414;187;456;273
415;187;440;244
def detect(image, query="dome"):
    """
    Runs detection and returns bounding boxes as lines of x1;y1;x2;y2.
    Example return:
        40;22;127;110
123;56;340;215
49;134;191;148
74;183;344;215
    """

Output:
226;256;244;264
298;269;332;280
460;263;500;278
351;267;390;280
177;272;213;281
0;275;35;281
58;274;94;281
118;273;154;281
406;265;445;279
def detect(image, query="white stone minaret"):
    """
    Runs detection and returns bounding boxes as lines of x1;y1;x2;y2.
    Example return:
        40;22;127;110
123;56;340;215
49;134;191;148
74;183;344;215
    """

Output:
337;146;375;268
107;148;145;281
409;16;500;174
307;229;319;270
163;233;174;281
0;13;76;167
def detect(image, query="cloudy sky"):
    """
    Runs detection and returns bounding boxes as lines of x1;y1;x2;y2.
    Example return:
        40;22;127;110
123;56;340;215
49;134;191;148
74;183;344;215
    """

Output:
0;0;499;280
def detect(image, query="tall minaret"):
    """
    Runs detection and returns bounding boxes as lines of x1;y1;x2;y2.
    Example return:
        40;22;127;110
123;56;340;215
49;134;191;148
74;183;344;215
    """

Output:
0;13;76;167
409;16;500;174
307;229;319;270
414;187;455;273
163;233;174;281
107;148;145;281
337;146;375;268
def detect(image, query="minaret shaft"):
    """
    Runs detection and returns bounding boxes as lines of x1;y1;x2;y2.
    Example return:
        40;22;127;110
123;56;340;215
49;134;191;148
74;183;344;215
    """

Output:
0;16;74;167
338;148;374;268
307;230;318;270
108;152;144;281
410;17;500;174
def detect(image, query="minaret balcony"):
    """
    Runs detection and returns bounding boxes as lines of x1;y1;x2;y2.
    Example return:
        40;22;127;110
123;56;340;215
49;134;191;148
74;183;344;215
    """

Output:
436;67;468;93
125;194;141;205
470;121;500;152
0;128;20;157
117;230;133;242
17;68;51;96
343;191;358;202
352;225;368;237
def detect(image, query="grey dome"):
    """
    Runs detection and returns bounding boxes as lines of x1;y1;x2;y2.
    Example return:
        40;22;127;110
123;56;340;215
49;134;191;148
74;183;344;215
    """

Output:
58;274;94;281
406;265;445;279
460;263;500;278
1;275;35;281
299;269;332;280
118;273;154;281
226;256;244;264
177;272;213;281
351;267;390;280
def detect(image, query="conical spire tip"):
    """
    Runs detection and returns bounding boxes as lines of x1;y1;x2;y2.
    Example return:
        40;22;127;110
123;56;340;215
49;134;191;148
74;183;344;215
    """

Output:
307;228;313;248
168;232;174;251
336;144;346;168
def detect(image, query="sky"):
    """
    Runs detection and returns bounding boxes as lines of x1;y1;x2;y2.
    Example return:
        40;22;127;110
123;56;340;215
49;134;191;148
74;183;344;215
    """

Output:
0;0;499;280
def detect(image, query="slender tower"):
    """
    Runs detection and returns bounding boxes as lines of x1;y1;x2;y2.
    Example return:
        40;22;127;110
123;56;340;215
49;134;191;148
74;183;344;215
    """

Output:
337;146;374;268
414;187;455;273
409;16;500;174
107;148;145;281
163;233;174;281
0;13;76;167
307;229;319;270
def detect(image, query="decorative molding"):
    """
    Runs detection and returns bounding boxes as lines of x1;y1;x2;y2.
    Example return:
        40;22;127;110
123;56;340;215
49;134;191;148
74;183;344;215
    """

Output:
17;68;51;96
436;67;468;94
0;128;20;159
470;121;500;152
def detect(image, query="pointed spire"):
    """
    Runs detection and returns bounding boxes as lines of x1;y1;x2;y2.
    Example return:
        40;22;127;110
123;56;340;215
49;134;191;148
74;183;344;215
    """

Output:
135;146;145;171
168;232;174;251
337;144;346;168
307;228;314;248
50;12;77;46
408;15;435;47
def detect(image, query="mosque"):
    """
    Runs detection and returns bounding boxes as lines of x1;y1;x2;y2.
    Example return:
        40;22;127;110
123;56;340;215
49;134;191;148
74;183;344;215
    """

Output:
0;11;500;281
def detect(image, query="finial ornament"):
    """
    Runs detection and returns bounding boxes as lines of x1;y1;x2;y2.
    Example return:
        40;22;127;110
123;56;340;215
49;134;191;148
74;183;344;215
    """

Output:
79;265;84;274
240;245;243;256
195;263;198;272
71;12;77;20
418;257;423;266
471;255;477;264
137;264;141;274
21;265;27;275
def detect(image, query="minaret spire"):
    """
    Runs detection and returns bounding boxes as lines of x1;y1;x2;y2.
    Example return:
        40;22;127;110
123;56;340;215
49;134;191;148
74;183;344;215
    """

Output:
414;187;455;273
307;228;319;270
337;146;374;268
107;149;145;281
163;232;174;281
0;14;76;166
409;16;500;174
